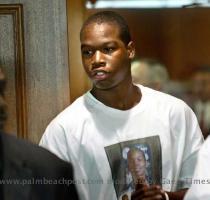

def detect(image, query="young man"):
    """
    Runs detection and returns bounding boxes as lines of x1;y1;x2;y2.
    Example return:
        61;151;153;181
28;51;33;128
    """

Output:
40;11;203;200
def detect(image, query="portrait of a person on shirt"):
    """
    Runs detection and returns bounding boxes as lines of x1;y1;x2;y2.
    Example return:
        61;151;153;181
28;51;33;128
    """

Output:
127;147;149;187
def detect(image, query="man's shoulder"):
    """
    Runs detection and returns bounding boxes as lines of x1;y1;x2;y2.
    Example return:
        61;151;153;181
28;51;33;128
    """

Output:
141;85;186;105
55;92;90;118
139;85;192;117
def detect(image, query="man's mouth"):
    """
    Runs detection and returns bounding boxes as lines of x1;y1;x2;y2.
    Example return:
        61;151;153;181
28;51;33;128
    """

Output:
92;70;109;80
96;71;105;76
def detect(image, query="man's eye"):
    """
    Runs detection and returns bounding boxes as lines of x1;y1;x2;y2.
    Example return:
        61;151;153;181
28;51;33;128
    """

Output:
82;50;93;57
103;47;115;54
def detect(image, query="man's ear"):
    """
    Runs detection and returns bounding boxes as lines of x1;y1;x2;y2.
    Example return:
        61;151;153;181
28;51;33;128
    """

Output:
127;41;135;59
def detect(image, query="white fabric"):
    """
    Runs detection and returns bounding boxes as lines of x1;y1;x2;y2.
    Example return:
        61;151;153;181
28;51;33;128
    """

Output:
184;136;210;200
40;85;203;200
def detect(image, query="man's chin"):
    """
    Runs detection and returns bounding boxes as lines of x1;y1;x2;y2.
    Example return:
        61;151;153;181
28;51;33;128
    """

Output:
93;85;113;91
92;81;119;91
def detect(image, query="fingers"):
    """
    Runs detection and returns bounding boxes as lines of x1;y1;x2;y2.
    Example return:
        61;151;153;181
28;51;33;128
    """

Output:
135;182;147;191
135;177;149;191
131;185;165;200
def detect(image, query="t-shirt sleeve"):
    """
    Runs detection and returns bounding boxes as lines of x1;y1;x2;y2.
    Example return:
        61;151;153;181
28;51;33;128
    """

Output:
39;120;70;162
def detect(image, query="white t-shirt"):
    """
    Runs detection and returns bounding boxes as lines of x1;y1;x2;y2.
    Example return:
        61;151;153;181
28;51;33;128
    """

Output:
184;136;210;200
40;85;203;200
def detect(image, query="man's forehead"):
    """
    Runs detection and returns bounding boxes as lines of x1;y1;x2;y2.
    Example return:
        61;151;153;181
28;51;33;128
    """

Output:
82;21;119;33
80;22;121;44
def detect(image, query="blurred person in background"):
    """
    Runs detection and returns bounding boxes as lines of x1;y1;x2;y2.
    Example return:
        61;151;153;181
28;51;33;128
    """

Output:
131;58;195;106
191;66;210;139
131;58;169;91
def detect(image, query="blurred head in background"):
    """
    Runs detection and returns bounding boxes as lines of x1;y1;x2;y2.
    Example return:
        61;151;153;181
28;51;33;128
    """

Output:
192;66;210;103
131;58;169;91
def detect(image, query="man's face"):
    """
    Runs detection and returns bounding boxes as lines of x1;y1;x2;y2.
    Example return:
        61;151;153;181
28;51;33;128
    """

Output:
80;22;134;90
127;150;147;181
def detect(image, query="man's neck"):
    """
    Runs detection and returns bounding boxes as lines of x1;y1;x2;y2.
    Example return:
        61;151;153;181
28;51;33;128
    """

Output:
90;84;141;110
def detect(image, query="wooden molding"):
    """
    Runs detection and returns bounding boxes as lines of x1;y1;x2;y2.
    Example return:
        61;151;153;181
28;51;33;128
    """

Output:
0;4;27;138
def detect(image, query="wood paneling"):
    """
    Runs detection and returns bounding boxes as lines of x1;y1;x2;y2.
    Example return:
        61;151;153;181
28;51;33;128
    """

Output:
87;8;210;80
67;0;90;103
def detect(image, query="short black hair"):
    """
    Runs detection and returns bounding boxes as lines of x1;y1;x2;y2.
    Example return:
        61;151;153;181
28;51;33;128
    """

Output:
80;11;131;45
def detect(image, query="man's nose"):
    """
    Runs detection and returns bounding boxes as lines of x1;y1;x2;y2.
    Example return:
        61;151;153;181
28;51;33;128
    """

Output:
91;50;105;68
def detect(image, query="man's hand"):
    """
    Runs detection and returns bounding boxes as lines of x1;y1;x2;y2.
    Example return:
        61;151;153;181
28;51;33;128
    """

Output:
131;182;165;200
131;181;188;200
